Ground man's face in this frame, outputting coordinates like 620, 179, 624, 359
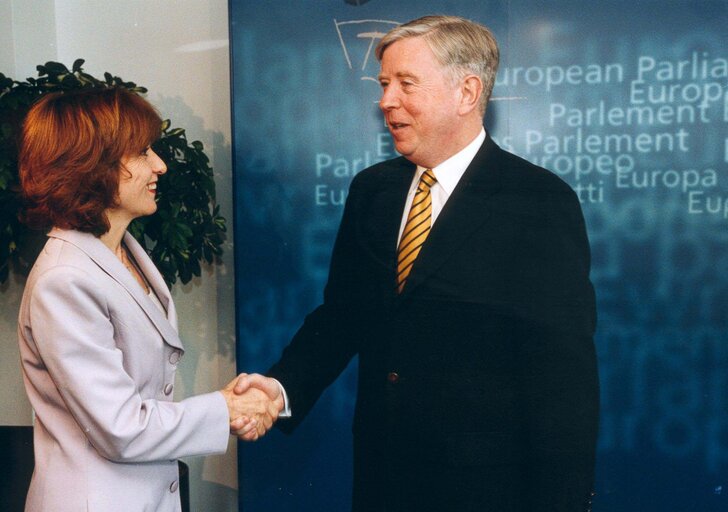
378, 37, 464, 169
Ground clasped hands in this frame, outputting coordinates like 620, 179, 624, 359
220, 373, 283, 441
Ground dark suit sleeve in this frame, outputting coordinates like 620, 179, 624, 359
267, 174, 370, 432
520, 185, 599, 511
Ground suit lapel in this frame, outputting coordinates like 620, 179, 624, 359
399, 136, 504, 298
48, 228, 184, 351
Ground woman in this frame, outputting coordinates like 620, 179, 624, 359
17, 88, 276, 512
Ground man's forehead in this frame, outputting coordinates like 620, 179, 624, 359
380, 40, 430, 69
381, 36, 431, 56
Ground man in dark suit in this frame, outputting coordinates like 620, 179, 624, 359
236, 14, 599, 512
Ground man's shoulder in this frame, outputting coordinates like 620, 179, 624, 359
492, 142, 575, 195
349, 156, 413, 188
357, 155, 412, 177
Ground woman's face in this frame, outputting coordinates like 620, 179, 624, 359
114, 146, 167, 222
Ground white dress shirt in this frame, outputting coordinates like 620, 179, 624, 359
397, 127, 486, 245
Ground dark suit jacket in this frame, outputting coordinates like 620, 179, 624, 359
269, 136, 599, 512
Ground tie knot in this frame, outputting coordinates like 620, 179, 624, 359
420, 169, 437, 189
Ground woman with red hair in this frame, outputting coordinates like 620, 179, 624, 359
17, 88, 280, 512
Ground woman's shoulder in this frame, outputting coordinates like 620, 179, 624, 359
31, 234, 94, 275
24, 234, 109, 302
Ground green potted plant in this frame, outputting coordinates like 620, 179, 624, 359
0, 59, 226, 285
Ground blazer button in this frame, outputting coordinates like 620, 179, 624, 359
387, 372, 399, 384
169, 480, 179, 493
169, 350, 181, 364
164, 383, 174, 395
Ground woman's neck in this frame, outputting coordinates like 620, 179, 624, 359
99, 213, 130, 254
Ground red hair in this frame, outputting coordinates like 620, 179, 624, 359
19, 88, 162, 236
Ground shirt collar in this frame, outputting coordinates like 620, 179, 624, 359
415, 127, 486, 196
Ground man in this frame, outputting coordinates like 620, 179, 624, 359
238, 15, 599, 511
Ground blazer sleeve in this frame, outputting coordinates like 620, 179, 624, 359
267, 174, 371, 431
520, 186, 599, 510
26, 264, 230, 463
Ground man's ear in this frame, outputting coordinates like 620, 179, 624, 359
458, 75, 483, 115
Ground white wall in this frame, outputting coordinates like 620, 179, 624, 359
0, 1, 238, 509
0, 1, 16, 75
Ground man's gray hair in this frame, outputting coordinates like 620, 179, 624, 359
375, 15, 499, 115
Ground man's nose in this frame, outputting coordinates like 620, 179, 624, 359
379, 87, 400, 111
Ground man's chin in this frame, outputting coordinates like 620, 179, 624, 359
392, 142, 413, 158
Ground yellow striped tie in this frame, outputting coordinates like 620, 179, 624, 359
397, 169, 437, 293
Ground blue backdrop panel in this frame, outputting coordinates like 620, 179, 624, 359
230, 1, 728, 510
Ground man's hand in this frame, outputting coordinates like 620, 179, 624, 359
220, 373, 283, 441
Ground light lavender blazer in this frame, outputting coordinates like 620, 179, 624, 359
18, 228, 229, 512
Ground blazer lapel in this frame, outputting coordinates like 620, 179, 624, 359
48, 228, 184, 351
358, 158, 416, 276
123, 232, 180, 337
399, 136, 504, 298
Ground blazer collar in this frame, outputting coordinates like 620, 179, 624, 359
398, 135, 504, 298
47, 228, 183, 351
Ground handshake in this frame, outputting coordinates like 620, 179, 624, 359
220, 373, 285, 441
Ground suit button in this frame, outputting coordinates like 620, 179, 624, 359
387, 372, 399, 384
169, 480, 179, 493
164, 383, 174, 395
